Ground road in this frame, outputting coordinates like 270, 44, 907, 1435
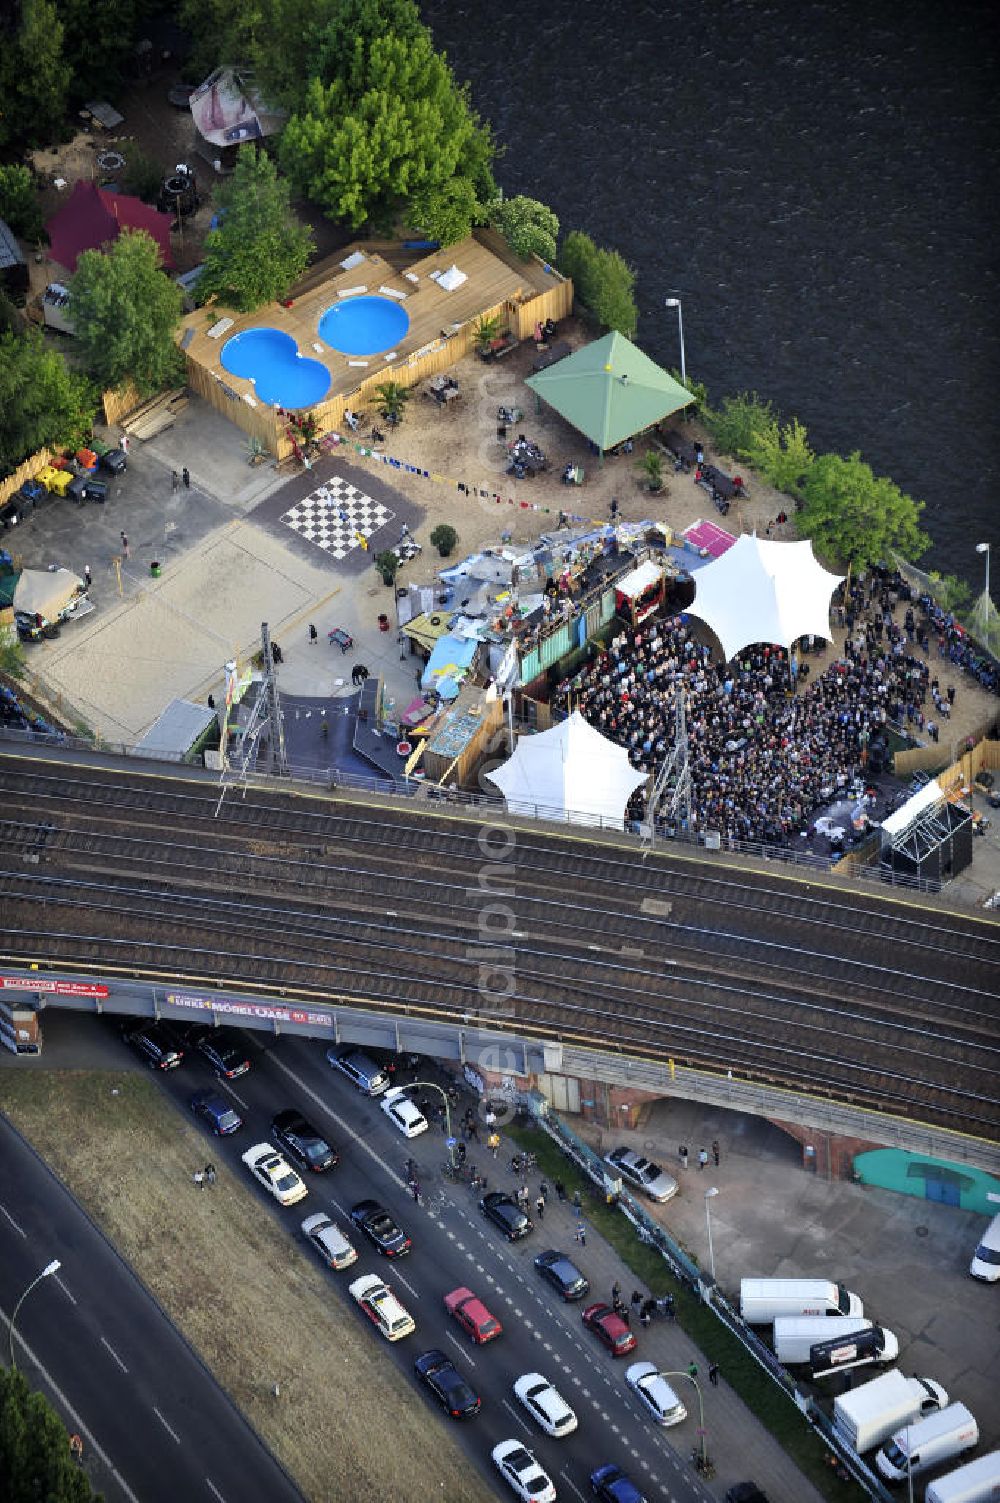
0, 1116, 304, 1503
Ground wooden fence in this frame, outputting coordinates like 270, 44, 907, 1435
0, 449, 56, 508
101, 381, 145, 428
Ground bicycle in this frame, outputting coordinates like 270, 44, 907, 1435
509, 1151, 537, 1173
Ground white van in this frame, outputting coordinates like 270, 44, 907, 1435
739, 1278, 863, 1324
924, 1450, 1000, 1503
969, 1213, 1000, 1282
773, 1317, 873, 1365
875, 1403, 978, 1483
834, 1371, 949, 1454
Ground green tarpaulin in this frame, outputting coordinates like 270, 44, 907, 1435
525, 330, 692, 452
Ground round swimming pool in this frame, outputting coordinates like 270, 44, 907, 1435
318, 295, 410, 356
220, 327, 331, 409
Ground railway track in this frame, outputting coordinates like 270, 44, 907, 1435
2, 754, 998, 1138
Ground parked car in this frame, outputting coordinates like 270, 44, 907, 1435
194, 1028, 250, 1079
300, 1212, 357, 1271
724, 1487, 769, 1503
380, 1086, 429, 1138
349, 1273, 414, 1341
605, 1147, 678, 1203
350, 1199, 411, 1257
326, 1044, 389, 1095
513, 1373, 577, 1437
480, 1192, 533, 1241
533, 1249, 590, 1301
590, 1462, 648, 1503
444, 1286, 503, 1344
414, 1350, 481, 1418
626, 1362, 687, 1426
492, 1440, 556, 1503
582, 1303, 637, 1357
189, 1089, 242, 1135
241, 1143, 308, 1206
123, 1022, 183, 1071
272, 1110, 337, 1172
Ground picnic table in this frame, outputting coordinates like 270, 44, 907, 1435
328, 628, 354, 653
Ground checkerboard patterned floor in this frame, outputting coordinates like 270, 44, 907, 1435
281, 476, 393, 559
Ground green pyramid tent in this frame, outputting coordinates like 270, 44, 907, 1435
525, 330, 693, 453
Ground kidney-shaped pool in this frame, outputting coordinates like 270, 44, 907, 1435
220, 328, 331, 409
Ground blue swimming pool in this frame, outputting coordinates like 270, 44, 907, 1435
220, 328, 331, 409
318, 295, 410, 356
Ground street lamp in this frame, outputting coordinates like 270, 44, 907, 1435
665, 1368, 710, 1474
408, 1081, 457, 1168
9, 1259, 61, 1369
665, 296, 686, 388
704, 1186, 719, 1281
976, 542, 991, 605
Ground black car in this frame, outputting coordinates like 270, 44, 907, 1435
195, 1029, 250, 1079
350, 1199, 411, 1257
272, 1109, 337, 1172
98, 447, 128, 475
479, 1192, 533, 1241
725, 1487, 769, 1503
190, 1089, 243, 1135
123, 1022, 183, 1070
414, 1349, 481, 1419
533, 1248, 590, 1301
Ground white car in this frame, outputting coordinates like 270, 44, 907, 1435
380, 1085, 429, 1138
301, 1212, 357, 1271
348, 1273, 415, 1341
605, 1147, 678, 1203
491, 1439, 556, 1503
513, 1372, 578, 1437
241, 1142, 308, 1206
626, 1361, 687, 1426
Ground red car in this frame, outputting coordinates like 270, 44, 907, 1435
582, 1302, 637, 1357
444, 1286, 503, 1344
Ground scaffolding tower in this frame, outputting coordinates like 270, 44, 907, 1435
260, 622, 288, 777
642, 691, 692, 853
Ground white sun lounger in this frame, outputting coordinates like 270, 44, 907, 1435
378, 284, 408, 300
337, 285, 367, 297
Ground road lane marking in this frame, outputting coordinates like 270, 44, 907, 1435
100, 1335, 128, 1373
501, 1397, 532, 1435
559, 1472, 587, 1502
0, 1202, 26, 1236
392, 1269, 419, 1299
152, 1406, 181, 1443
54, 1275, 77, 1305
445, 1330, 475, 1363
219, 1081, 249, 1109
205, 1479, 227, 1503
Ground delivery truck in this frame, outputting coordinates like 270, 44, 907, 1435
739, 1278, 863, 1324
833, 1370, 949, 1453
808, 1323, 900, 1379
924, 1450, 1000, 1503
875, 1403, 978, 1484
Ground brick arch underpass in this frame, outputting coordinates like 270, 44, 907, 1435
1, 749, 998, 1161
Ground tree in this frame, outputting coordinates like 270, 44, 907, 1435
799, 451, 931, 570
492, 195, 559, 263
472, 313, 503, 353
123, 149, 163, 206
198, 149, 313, 312
430, 523, 458, 557
69, 231, 184, 398
558, 230, 637, 336
375, 549, 399, 584
374, 380, 410, 424
0, 330, 95, 475
703, 391, 776, 461
669, 368, 707, 416
408, 175, 482, 247
0, 1366, 97, 1500
10, 0, 67, 147
636, 450, 664, 493
0, 165, 44, 242
177, 0, 272, 85
744, 415, 815, 497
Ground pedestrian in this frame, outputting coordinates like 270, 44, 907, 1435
488, 1132, 500, 1157
572, 1189, 582, 1212
535, 1195, 545, 1220
120, 531, 130, 560
469, 1117, 480, 1142
640, 1306, 651, 1328
712, 1139, 720, 1167
456, 1140, 467, 1165
484, 1107, 497, 1131
83, 564, 93, 590
947, 683, 956, 706
120, 434, 130, 455
193, 1170, 205, 1189
679, 1145, 689, 1170
204, 1162, 217, 1186
309, 623, 318, 644
182, 467, 190, 488
698, 1148, 708, 1171
539, 1181, 548, 1203
612, 1281, 622, 1306
609, 497, 619, 520
207, 694, 215, 710
576, 1222, 586, 1246
657, 1294, 675, 1320
554, 1179, 566, 1202
688, 1362, 699, 1379
410, 1179, 421, 1203
708, 1363, 720, 1387
172, 469, 179, 491
631, 1289, 643, 1309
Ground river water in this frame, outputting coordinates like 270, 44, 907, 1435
421, 0, 999, 582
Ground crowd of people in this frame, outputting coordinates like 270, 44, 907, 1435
552, 566, 998, 847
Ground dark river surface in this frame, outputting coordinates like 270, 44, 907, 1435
422, 0, 999, 583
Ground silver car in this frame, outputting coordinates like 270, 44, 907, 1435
301, 1212, 358, 1271
626, 1361, 687, 1426
605, 1147, 678, 1203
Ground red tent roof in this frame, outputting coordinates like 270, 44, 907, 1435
46, 180, 174, 274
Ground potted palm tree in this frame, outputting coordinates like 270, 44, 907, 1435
430, 524, 458, 558
473, 313, 503, 355
637, 450, 665, 494
375, 381, 410, 426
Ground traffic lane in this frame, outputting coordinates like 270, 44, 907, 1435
0, 1117, 303, 1503
192, 1035, 711, 1502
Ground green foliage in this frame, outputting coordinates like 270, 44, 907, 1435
7, 0, 67, 148
703, 390, 776, 461
430, 523, 458, 557
0, 626, 26, 679
0, 330, 96, 474
0, 1366, 97, 1500
472, 313, 503, 352
744, 415, 815, 497
0, 165, 45, 242
70, 230, 184, 398
492, 195, 559, 263
669, 368, 707, 415
558, 230, 637, 336
375, 549, 399, 583
799, 451, 931, 570
637, 450, 664, 492
374, 381, 410, 423
122, 150, 163, 206
197, 150, 313, 312
926, 572, 972, 614
177, 0, 272, 85
408, 175, 483, 247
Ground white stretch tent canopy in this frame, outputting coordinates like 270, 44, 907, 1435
483, 710, 648, 828
688, 534, 844, 661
